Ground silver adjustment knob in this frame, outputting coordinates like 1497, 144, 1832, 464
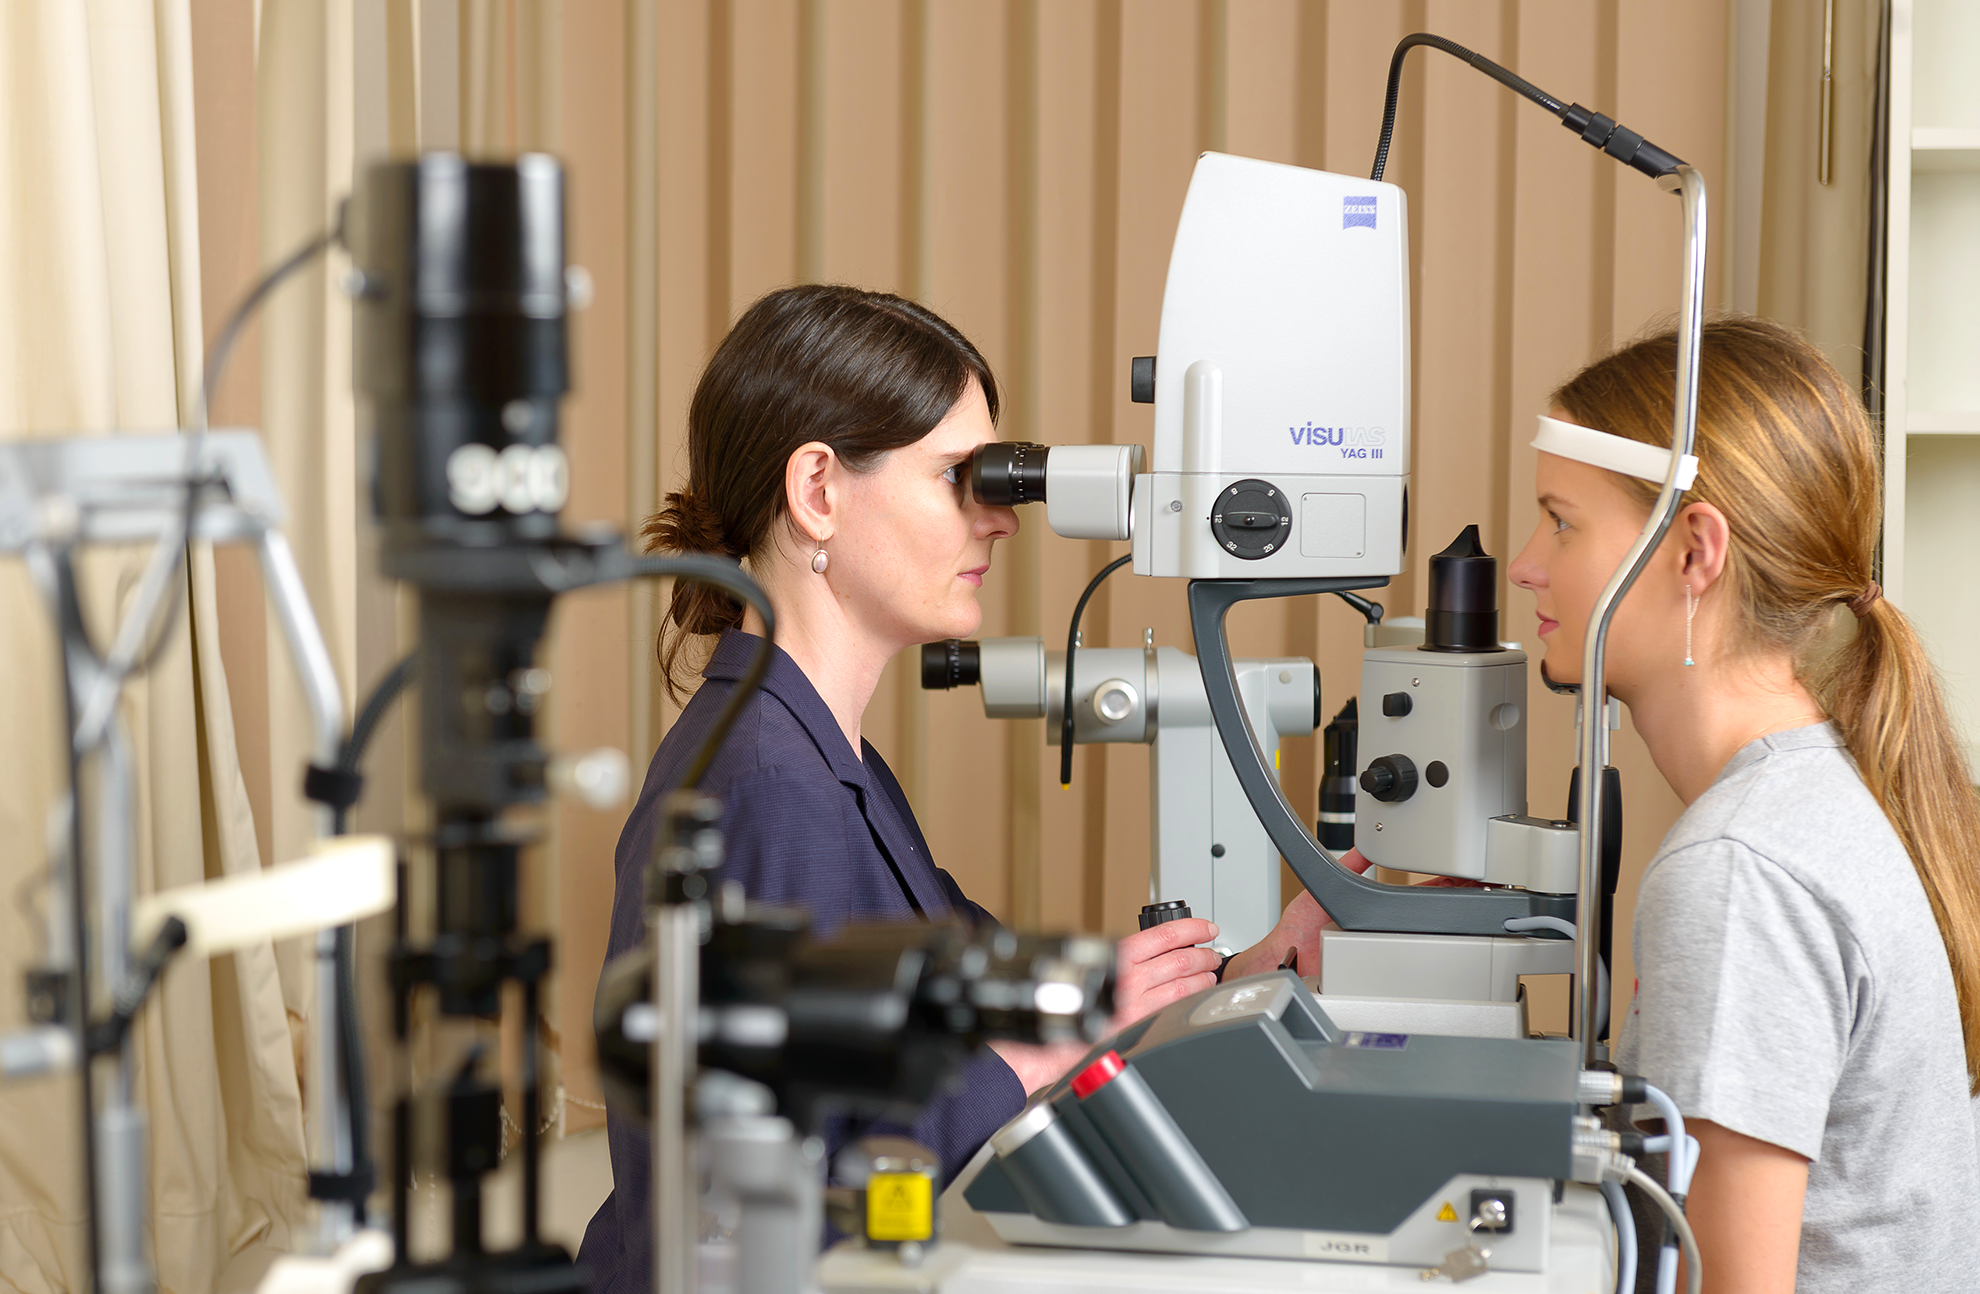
1091, 678, 1139, 725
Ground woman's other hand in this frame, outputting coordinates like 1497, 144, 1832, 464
1222, 847, 1375, 980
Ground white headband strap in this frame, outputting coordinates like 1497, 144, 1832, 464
1533, 415, 1698, 491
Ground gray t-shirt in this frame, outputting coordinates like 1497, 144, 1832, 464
1614, 723, 1980, 1292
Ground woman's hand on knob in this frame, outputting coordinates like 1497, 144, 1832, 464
1109, 916, 1224, 1028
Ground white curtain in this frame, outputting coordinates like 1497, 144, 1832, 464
0, 3, 319, 1290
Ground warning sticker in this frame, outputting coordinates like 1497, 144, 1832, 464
866, 1172, 935, 1242
1436, 1201, 1459, 1223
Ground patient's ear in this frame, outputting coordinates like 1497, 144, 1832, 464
1675, 501, 1730, 593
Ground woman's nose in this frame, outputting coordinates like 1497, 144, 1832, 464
977, 503, 1019, 541
1508, 526, 1546, 591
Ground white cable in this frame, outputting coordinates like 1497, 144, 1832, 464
1634, 1084, 1694, 1294
1503, 914, 1609, 1036
1601, 1178, 1637, 1294
1639, 1083, 1694, 1192
1622, 1163, 1701, 1294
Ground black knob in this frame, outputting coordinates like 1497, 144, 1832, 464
1381, 690, 1413, 717
1130, 356, 1157, 403
1209, 478, 1293, 560
1359, 754, 1419, 803
920, 639, 980, 689
1139, 899, 1191, 930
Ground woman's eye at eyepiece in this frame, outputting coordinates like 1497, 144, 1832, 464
942, 464, 963, 487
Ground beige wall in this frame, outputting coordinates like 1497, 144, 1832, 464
193, 0, 1731, 1117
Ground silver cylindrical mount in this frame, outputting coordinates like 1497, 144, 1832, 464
1069, 1051, 1245, 1233
989, 1102, 1134, 1228
978, 636, 1048, 718
1045, 444, 1144, 541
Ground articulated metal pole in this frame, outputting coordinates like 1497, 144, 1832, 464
1573, 165, 1708, 1064
95, 726, 154, 1294
652, 903, 699, 1294
258, 529, 356, 1244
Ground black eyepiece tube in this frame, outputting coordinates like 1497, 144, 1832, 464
970, 442, 1050, 506
919, 639, 980, 690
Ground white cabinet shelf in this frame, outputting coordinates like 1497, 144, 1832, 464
1913, 128, 1980, 171
1910, 411, 1980, 435
1889, 1, 1980, 780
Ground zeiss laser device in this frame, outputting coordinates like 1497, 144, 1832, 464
843, 30, 1712, 1294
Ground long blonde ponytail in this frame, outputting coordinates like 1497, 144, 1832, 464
1554, 316, 1980, 1091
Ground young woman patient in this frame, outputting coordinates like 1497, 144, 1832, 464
579, 284, 1311, 1292
1510, 316, 1980, 1293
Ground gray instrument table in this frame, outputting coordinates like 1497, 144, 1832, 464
817, 1149, 1616, 1293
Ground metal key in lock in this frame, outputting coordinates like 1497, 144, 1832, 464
1420, 1195, 1509, 1284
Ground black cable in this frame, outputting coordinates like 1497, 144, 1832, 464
109, 215, 350, 689
1370, 34, 1565, 182
1369, 33, 1684, 186
314, 651, 417, 1216
330, 652, 420, 836
85, 918, 188, 1058
1060, 554, 1133, 788
626, 553, 779, 791
330, 923, 372, 1210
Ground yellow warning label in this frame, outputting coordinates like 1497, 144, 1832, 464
1436, 1201, 1459, 1223
866, 1172, 935, 1242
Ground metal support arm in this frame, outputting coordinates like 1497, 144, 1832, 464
1187, 577, 1577, 935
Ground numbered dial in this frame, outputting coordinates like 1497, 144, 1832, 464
446, 442, 570, 516
1209, 478, 1292, 560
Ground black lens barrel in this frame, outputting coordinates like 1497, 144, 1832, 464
971, 442, 1050, 506
920, 639, 981, 690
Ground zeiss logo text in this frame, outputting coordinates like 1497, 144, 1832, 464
1290, 423, 1386, 460
1343, 196, 1377, 229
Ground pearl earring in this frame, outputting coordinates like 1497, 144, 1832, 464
1683, 582, 1697, 667
810, 546, 829, 574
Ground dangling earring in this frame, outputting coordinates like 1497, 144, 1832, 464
810, 545, 829, 574
1683, 582, 1697, 667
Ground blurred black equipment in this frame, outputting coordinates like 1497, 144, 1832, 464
590, 790, 1116, 1294
347, 154, 773, 1294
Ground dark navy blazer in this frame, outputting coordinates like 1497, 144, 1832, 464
578, 631, 1025, 1294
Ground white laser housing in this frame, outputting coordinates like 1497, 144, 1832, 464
1046, 444, 1142, 540
1132, 153, 1411, 579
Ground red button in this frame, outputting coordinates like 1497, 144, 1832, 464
1071, 1050, 1125, 1099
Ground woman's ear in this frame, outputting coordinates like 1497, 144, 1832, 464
1675, 500, 1731, 593
785, 441, 840, 545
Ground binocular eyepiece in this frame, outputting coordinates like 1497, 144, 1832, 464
956, 440, 1144, 542
921, 638, 981, 690
970, 442, 1051, 507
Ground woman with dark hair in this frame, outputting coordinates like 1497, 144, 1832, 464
579, 285, 1313, 1291
1512, 316, 1980, 1291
